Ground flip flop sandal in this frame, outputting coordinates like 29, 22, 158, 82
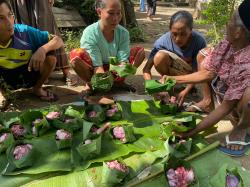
185, 103, 211, 113
39, 90, 58, 102
218, 134, 250, 157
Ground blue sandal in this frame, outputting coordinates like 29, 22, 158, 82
218, 134, 250, 157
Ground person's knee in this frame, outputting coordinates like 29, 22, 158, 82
153, 51, 170, 67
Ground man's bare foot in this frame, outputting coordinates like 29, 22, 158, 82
186, 100, 214, 113
221, 128, 247, 151
33, 88, 58, 102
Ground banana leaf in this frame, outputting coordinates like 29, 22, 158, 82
209, 164, 244, 187
109, 56, 119, 65
91, 72, 114, 92
64, 106, 83, 119
21, 150, 167, 187
56, 139, 72, 150
0, 112, 20, 128
145, 79, 176, 94
19, 111, 43, 129
101, 160, 129, 187
164, 138, 193, 159
6, 141, 36, 170
50, 118, 83, 132
160, 103, 178, 115
110, 63, 137, 78
0, 133, 15, 153
1, 100, 249, 187
32, 117, 50, 137
82, 120, 94, 141
2, 133, 72, 175
76, 136, 102, 160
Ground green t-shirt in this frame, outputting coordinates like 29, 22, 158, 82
80, 21, 130, 67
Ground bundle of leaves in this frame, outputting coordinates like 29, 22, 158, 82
6, 141, 36, 169
164, 157, 196, 187
145, 79, 176, 94
84, 104, 106, 124
91, 72, 114, 92
105, 104, 122, 121
102, 160, 129, 187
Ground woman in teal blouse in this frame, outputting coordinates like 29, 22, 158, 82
70, 0, 145, 97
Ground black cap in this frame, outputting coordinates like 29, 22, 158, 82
238, 0, 250, 31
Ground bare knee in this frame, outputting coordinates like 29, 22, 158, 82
153, 51, 171, 67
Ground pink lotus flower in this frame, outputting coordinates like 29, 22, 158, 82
167, 167, 195, 187
56, 129, 72, 140
226, 174, 239, 187
113, 126, 126, 142
13, 144, 32, 160
106, 105, 119, 117
10, 124, 26, 138
46, 112, 61, 120
88, 111, 97, 118
106, 160, 128, 173
0, 133, 9, 144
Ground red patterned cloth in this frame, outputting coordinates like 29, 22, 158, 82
202, 39, 250, 100
70, 46, 143, 83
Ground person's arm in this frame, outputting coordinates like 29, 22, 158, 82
162, 68, 216, 84
40, 35, 63, 53
180, 99, 237, 138
143, 57, 154, 80
28, 35, 63, 71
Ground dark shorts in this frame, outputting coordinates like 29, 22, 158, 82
0, 64, 40, 90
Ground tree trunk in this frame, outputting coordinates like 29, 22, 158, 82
121, 0, 138, 28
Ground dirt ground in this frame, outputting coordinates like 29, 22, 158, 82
4, 5, 250, 169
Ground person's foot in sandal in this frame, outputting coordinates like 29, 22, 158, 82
185, 100, 214, 113
219, 128, 250, 157
33, 88, 58, 102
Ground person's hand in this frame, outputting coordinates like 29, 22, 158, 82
159, 75, 172, 84
28, 47, 46, 72
177, 89, 188, 107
